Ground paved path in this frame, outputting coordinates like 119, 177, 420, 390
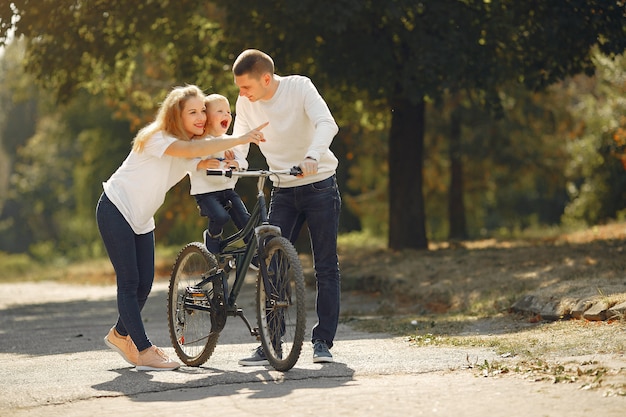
0, 278, 623, 416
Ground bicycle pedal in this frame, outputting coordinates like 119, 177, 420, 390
186, 287, 207, 297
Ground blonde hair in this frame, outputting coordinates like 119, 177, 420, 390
205, 93, 230, 113
132, 85, 206, 152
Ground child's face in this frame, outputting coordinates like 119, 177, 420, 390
181, 96, 207, 138
206, 99, 232, 136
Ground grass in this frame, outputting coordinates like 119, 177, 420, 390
0, 246, 179, 285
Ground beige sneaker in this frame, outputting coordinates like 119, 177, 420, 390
136, 346, 181, 371
104, 327, 139, 366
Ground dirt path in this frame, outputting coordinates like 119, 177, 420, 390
0, 279, 624, 416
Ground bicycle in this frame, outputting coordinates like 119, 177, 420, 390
167, 167, 306, 371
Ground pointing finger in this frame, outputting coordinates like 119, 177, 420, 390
254, 122, 269, 131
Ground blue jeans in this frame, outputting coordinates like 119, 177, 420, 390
269, 175, 341, 347
195, 189, 250, 253
96, 192, 154, 352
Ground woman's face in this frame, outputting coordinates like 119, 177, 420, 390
181, 96, 207, 138
206, 99, 232, 136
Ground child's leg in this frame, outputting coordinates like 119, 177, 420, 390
195, 193, 231, 254
226, 189, 251, 231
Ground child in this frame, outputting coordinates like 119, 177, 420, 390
190, 94, 250, 255
96, 85, 266, 371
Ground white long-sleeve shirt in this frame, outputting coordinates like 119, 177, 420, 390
187, 135, 249, 195
232, 75, 339, 187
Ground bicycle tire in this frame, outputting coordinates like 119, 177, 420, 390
168, 242, 223, 366
256, 236, 306, 371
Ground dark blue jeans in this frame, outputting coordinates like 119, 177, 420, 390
195, 189, 250, 253
96, 192, 154, 352
269, 175, 341, 348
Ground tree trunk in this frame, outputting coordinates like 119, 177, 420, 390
448, 108, 468, 240
388, 94, 428, 250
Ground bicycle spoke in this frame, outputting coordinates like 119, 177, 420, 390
168, 243, 221, 366
256, 237, 306, 371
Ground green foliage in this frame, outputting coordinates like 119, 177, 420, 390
1, 1, 233, 121
219, 0, 626, 248
221, 0, 626, 103
562, 51, 626, 226
0, 0, 625, 256
0, 44, 133, 257
337, 230, 386, 250
0, 251, 35, 276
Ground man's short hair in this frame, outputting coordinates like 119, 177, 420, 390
233, 49, 274, 78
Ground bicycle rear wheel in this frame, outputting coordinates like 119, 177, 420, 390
168, 242, 223, 366
256, 236, 306, 371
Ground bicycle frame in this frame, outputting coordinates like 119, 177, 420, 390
219, 181, 266, 310
168, 167, 306, 370
206, 168, 297, 327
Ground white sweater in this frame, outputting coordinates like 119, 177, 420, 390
232, 75, 339, 187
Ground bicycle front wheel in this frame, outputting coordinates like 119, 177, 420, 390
256, 236, 306, 371
168, 242, 223, 366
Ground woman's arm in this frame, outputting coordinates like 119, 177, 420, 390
165, 122, 268, 158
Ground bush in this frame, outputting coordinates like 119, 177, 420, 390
0, 251, 38, 279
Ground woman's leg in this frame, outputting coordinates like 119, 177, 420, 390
96, 193, 153, 351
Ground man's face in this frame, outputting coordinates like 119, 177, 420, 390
234, 73, 270, 102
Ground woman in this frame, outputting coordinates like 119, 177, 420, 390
96, 85, 266, 371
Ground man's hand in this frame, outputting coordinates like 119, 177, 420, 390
299, 157, 318, 176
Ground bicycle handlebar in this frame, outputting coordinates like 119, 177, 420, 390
206, 166, 303, 178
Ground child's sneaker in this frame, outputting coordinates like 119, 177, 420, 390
104, 327, 139, 366
136, 346, 181, 371
203, 229, 221, 254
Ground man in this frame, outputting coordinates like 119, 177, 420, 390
232, 49, 341, 364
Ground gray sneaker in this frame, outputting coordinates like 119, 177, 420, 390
313, 340, 333, 363
238, 345, 269, 366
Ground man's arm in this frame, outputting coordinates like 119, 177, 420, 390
302, 78, 339, 161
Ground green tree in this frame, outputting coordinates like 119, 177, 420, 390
561, 51, 626, 226
0, 1, 235, 117
1, 0, 625, 251
218, 0, 626, 249
6, 89, 133, 258
0, 39, 39, 253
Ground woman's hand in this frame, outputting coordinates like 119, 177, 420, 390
236, 122, 268, 145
